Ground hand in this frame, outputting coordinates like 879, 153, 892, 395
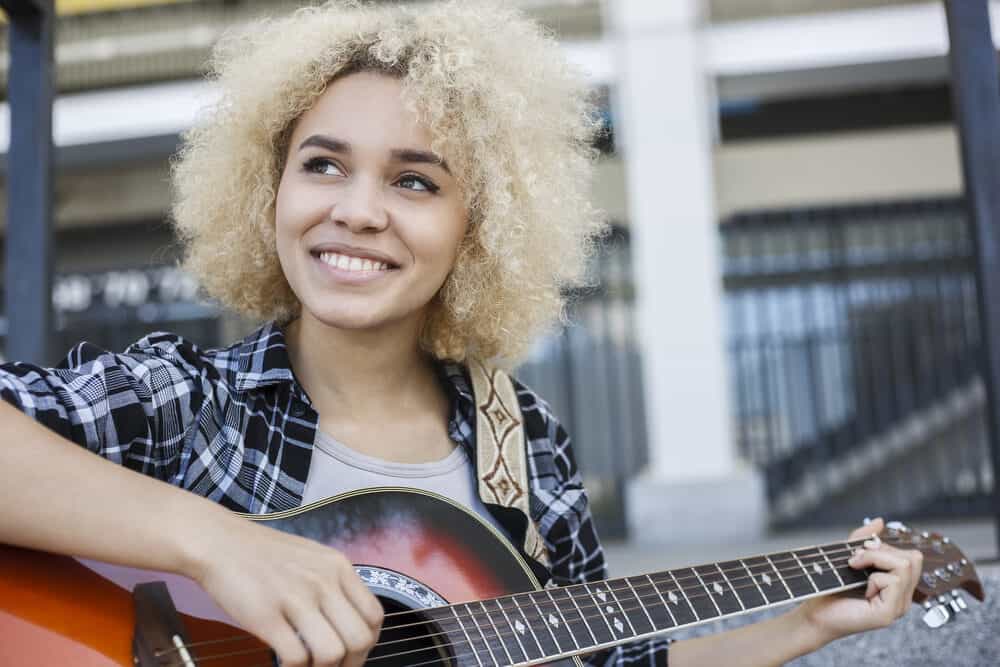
795, 517, 923, 648
184, 511, 384, 667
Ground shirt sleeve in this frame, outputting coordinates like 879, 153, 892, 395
0, 332, 208, 483
525, 396, 671, 666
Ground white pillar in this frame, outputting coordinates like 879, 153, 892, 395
605, 0, 765, 543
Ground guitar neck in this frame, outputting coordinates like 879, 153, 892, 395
424, 538, 871, 665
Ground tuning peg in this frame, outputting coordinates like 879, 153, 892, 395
950, 590, 968, 613
922, 602, 951, 628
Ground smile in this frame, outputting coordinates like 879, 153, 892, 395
317, 251, 392, 273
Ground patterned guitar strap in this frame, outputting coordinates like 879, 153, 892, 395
467, 358, 551, 569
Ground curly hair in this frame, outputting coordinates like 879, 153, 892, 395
171, 0, 606, 363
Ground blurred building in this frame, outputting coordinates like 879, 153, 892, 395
1, 0, 995, 541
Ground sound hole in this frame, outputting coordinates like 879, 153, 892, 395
369, 597, 452, 667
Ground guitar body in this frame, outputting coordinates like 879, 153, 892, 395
0, 488, 583, 666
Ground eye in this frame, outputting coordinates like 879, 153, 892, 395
302, 157, 344, 177
397, 173, 439, 194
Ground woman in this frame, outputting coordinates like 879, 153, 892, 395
0, 2, 921, 665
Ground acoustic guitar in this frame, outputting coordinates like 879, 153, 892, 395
0, 487, 985, 666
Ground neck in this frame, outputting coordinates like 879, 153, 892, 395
284, 313, 441, 422
418, 539, 873, 665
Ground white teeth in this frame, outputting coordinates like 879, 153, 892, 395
318, 252, 391, 273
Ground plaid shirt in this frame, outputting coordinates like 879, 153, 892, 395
0, 322, 669, 665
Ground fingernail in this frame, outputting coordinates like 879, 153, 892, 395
864, 536, 881, 549
863, 517, 872, 525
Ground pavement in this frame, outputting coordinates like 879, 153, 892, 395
601, 518, 1000, 666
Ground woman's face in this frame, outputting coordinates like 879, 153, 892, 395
275, 71, 468, 336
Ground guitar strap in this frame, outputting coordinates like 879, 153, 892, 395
467, 358, 551, 568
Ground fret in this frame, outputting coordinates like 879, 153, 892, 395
736, 559, 768, 609
492, 598, 531, 665
604, 581, 640, 636
743, 556, 791, 603
786, 551, 819, 597
672, 568, 720, 621
546, 588, 595, 650
582, 583, 622, 643
665, 569, 700, 625
512, 591, 560, 658
547, 586, 601, 646
818, 545, 847, 587
526, 590, 572, 655
693, 564, 742, 615
714, 563, 745, 611
645, 574, 679, 629
479, 600, 514, 666
450, 606, 485, 667
623, 576, 658, 634
795, 547, 844, 591
465, 603, 501, 666
689, 566, 723, 617
763, 554, 795, 599
840, 542, 870, 587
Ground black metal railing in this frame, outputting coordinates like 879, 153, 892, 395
723, 198, 994, 526
516, 226, 648, 537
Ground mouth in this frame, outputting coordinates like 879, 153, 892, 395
314, 250, 396, 273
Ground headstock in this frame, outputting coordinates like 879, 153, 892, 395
879, 520, 986, 628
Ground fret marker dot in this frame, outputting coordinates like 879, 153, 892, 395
813, 563, 823, 575
548, 613, 559, 627
668, 591, 679, 604
606, 605, 614, 614
614, 618, 624, 633
596, 589, 607, 603
514, 620, 526, 635
713, 582, 724, 596
762, 574, 772, 586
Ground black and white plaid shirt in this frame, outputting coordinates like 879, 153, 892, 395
0, 322, 669, 665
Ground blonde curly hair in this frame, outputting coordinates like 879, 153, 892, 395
171, 0, 606, 362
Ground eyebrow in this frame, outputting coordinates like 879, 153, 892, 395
298, 134, 450, 174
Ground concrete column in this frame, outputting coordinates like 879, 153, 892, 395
604, 0, 765, 543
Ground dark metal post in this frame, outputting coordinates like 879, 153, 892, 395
2, 0, 55, 364
943, 0, 1000, 556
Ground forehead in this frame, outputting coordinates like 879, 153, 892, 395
290, 71, 434, 150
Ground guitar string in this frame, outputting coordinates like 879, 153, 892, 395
162, 545, 909, 667
156, 537, 884, 660
158, 535, 925, 664
185, 541, 947, 667
184, 551, 874, 667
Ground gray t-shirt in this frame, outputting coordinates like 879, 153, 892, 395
301, 430, 510, 540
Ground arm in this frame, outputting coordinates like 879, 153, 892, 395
668, 518, 923, 667
0, 342, 383, 667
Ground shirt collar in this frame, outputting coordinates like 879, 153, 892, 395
233, 322, 298, 392
233, 322, 477, 417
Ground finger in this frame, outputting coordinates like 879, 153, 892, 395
848, 540, 912, 575
340, 567, 385, 629
264, 618, 312, 667
286, 605, 345, 667
320, 589, 377, 667
848, 517, 884, 541
864, 571, 904, 626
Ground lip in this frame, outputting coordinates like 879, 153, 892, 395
309, 242, 400, 268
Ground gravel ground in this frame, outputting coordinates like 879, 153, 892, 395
666, 570, 1000, 666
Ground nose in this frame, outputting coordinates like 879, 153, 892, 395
328, 175, 389, 233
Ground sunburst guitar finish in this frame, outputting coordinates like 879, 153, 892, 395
0, 488, 582, 666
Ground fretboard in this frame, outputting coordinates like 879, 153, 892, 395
423, 539, 870, 666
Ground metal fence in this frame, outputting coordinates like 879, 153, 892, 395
722, 198, 994, 527
517, 226, 649, 538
